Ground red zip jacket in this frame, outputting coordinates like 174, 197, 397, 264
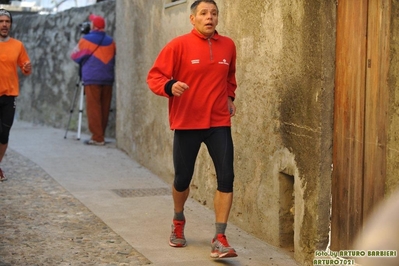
147, 29, 237, 130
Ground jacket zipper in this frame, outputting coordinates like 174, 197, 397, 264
207, 38, 213, 61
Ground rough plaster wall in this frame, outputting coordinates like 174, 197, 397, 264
387, 1, 399, 195
215, 1, 335, 263
276, 1, 335, 261
12, 1, 116, 137
115, 1, 191, 183
115, 1, 335, 265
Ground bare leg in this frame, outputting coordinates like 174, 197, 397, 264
211, 191, 237, 258
0, 143, 8, 163
173, 186, 190, 213
169, 186, 189, 247
214, 191, 233, 223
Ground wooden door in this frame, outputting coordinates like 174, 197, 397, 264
331, 0, 390, 250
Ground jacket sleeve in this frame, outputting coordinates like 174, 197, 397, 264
146, 45, 175, 98
70, 38, 91, 65
227, 41, 237, 100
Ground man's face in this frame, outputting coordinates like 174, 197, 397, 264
190, 2, 218, 38
0, 15, 11, 38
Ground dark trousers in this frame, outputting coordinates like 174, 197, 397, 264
173, 127, 235, 193
84, 84, 112, 142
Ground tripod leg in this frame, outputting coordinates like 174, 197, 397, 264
77, 83, 84, 140
64, 80, 80, 139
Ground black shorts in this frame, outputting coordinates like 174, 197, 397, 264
173, 127, 234, 193
0, 95, 16, 144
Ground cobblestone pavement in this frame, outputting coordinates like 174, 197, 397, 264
0, 149, 151, 266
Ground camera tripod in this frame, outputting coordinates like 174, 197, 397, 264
64, 76, 84, 140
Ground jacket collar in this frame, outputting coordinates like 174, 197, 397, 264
191, 28, 219, 40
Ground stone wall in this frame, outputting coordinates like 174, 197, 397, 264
115, 1, 336, 265
12, 1, 116, 138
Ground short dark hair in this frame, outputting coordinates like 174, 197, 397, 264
190, 0, 218, 14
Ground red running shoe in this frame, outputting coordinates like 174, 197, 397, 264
210, 234, 238, 258
0, 168, 7, 181
169, 219, 186, 247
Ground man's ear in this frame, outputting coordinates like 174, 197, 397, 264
189, 14, 195, 26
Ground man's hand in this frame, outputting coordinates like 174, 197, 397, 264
172, 81, 189, 97
22, 61, 31, 74
228, 97, 236, 117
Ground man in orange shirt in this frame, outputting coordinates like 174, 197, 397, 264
0, 9, 32, 181
147, 0, 238, 259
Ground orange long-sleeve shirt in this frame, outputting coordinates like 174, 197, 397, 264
147, 29, 237, 130
0, 38, 31, 96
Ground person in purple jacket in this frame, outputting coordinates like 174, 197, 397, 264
70, 14, 116, 146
